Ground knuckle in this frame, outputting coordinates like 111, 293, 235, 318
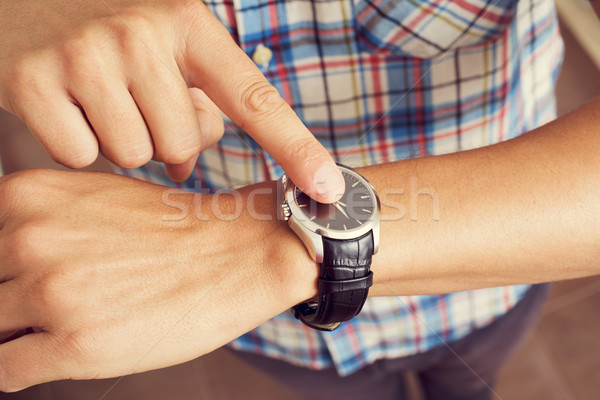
118, 13, 154, 38
112, 13, 157, 54
5, 59, 46, 106
63, 48, 107, 80
8, 222, 44, 268
238, 80, 286, 128
61, 29, 112, 80
285, 137, 324, 166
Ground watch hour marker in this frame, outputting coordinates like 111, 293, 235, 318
310, 216, 316, 220
352, 181, 359, 187
362, 208, 371, 213
355, 218, 362, 225
326, 223, 330, 229
360, 195, 369, 199
298, 204, 306, 208
343, 224, 347, 231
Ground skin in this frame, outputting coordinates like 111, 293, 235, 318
366, 98, 600, 296
0, 0, 344, 202
0, 98, 599, 391
0, 0, 599, 394
0, 171, 314, 390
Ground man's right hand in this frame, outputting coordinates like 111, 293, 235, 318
0, 0, 344, 202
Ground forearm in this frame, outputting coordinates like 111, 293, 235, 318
354, 98, 600, 296
3, 94, 600, 388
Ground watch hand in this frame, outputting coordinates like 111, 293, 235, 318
334, 202, 349, 219
337, 200, 347, 207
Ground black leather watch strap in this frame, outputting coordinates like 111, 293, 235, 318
294, 231, 374, 331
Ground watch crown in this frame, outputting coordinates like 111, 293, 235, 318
281, 201, 291, 221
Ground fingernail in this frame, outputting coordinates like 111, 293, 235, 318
313, 164, 345, 202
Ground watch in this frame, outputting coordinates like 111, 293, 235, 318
279, 164, 380, 331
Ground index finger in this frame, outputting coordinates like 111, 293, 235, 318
180, 6, 344, 203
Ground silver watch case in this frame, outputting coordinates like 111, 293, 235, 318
279, 166, 380, 263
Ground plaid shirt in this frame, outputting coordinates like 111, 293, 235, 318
124, 0, 563, 375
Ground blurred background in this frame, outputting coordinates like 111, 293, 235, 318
1, 1, 599, 399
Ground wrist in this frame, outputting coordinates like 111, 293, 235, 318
235, 181, 319, 309
267, 222, 320, 307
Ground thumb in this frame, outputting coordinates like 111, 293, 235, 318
181, 7, 344, 202
0, 333, 68, 392
163, 88, 224, 182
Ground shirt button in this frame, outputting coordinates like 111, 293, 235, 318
252, 44, 273, 67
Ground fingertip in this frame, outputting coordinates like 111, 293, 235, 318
53, 145, 99, 170
106, 143, 153, 169
304, 163, 345, 204
164, 156, 198, 182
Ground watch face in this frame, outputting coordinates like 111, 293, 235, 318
293, 168, 376, 232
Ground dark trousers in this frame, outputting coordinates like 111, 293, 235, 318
231, 283, 551, 400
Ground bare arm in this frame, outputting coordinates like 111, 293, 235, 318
1, 98, 599, 392
361, 97, 600, 296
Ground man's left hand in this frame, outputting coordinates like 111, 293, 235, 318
0, 169, 315, 392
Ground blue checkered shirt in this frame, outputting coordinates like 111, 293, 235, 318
122, 0, 563, 375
